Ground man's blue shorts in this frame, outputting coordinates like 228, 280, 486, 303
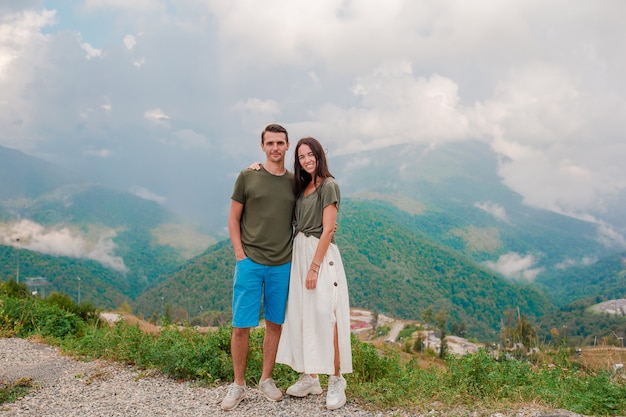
232, 257, 291, 328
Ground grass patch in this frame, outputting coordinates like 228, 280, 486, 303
2, 283, 626, 415
0, 378, 34, 405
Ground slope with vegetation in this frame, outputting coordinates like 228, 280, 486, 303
2, 280, 626, 416
338, 141, 614, 274
133, 200, 552, 341
535, 252, 626, 307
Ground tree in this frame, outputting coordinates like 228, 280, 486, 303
502, 307, 537, 350
422, 306, 433, 326
435, 309, 448, 359
451, 320, 467, 337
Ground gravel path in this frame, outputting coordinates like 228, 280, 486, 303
0, 337, 585, 417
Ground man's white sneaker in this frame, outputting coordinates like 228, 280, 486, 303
258, 378, 283, 402
326, 375, 347, 410
221, 382, 246, 411
286, 374, 323, 397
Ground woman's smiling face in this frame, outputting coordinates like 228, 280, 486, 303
297, 143, 317, 175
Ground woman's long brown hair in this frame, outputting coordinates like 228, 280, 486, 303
293, 137, 334, 197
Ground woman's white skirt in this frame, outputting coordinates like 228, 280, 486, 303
276, 233, 353, 375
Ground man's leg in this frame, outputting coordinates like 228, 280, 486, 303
261, 260, 291, 382
261, 320, 282, 381
231, 327, 250, 385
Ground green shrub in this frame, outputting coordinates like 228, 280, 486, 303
0, 280, 29, 299
0, 295, 84, 338
45, 292, 99, 323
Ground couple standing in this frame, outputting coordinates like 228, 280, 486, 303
221, 123, 353, 411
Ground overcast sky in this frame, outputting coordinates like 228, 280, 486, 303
2, 0, 625, 238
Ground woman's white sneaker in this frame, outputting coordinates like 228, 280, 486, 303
286, 374, 323, 397
326, 375, 347, 410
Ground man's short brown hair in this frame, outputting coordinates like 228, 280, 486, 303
261, 124, 288, 144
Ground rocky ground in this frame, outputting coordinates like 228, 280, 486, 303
0, 337, 590, 417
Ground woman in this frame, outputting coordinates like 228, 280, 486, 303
276, 137, 352, 410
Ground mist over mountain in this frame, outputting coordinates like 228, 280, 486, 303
0, 145, 216, 305
0, 145, 82, 202
3, 140, 624, 283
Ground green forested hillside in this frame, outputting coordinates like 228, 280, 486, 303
535, 252, 626, 307
1, 182, 212, 303
0, 246, 130, 308
338, 200, 552, 338
2, 142, 623, 342
535, 296, 626, 346
133, 200, 552, 340
339, 142, 612, 273
133, 240, 235, 322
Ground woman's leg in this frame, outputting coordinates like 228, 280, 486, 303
333, 323, 340, 375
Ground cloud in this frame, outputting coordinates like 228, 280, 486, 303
123, 34, 136, 50
555, 256, 596, 270
129, 186, 166, 204
0, 220, 127, 272
484, 252, 544, 281
596, 223, 626, 249
0, 0, 625, 235
470, 63, 626, 218
474, 201, 509, 222
144, 108, 169, 121
299, 63, 470, 155
0, 9, 56, 79
80, 41, 101, 59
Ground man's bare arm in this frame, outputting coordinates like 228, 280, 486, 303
228, 200, 247, 261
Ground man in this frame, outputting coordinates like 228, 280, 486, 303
221, 123, 296, 411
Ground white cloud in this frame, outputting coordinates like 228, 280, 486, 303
0, 9, 56, 79
302, 63, 470, 154
555, 256, 596, 270
474, 201, 509, 222
123, 34, 136, 50
0, 219, 126, 272
484, 252, 544, 281
80, 41, 101, 59
1, 0, 625, 235
130, 186, 166, 204
596, 223, 626, 249
144, 108, 169, 122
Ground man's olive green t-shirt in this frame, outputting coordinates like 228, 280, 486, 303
231, 167, 296, 266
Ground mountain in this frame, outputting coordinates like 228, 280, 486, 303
534, 252, 626, 307
0, 145, 216, 306
0, 145, 81, 201
535, 296, 626, 346
0, 245, 131, 308
133, 200, 552, 340
335, 141, 618, 277
2, 142, 624, 341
